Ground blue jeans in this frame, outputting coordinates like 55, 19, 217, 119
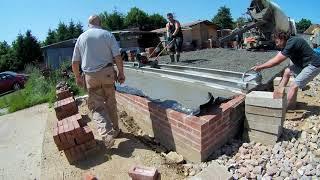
289, 63, 320, 89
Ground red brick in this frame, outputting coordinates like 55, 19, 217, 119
184, 116, 202, 131
177, 122, 192, 132
64, 149, 74, 163
168, 110, 185, 122
184, 132, 201, 144
192, 129, 201, 136
171, 125, 185, 137
128, 166, 159, 180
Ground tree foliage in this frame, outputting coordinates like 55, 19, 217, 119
0, 31, 42, 71
148, 13, 167, 30
99, 11, 125, 31
124, 7, 150, 30
212, 6, 234, 29
43, 21, 84, 45
234, 17, 248, 28
296, 18, 312, 33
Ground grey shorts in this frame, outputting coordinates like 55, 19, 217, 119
289, 63, 320, 89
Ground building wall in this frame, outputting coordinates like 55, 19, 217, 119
45, 47, 74, 69
191, 24, 202, 49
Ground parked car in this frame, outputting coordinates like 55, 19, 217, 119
0, 71, 28, 94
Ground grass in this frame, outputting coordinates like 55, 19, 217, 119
0, 65, 85, 114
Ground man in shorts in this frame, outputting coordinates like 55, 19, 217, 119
252, 31, 320, 109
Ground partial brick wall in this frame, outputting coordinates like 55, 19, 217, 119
116, 92, 245, 162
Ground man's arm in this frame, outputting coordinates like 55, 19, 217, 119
252, 52, 287, 71
114, 55, 125, 84
71, 43, 84, 87
166, 23, 171, 38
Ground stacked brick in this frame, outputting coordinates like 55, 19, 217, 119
53, 84, 97, 164
245, 90, 287, 145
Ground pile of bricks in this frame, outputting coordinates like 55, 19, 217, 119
53, 84, 97, 164
244, 89, 286, 145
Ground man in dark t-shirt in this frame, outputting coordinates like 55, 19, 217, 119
252, 31, 320, 109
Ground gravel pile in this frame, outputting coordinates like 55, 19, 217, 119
156, 48, 287, 83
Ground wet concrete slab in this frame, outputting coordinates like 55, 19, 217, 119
119, 68, 237, 114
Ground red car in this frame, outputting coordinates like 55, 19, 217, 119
0, 71, 28, 94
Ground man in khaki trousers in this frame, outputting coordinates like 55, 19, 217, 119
72, 15, 125, 148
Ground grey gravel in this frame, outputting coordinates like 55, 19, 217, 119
157, 48, 285, 83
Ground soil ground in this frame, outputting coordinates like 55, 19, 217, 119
40, 100, 183, 180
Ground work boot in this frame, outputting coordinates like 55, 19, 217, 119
102, 135, 115, 149
170, 55, 175, 63
175, 54, 180, 62
113, 129, 121, 138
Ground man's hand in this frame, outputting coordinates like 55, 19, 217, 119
172, 34, 176, 38
75, 75, 84, 87
117, 72, 125, 84
251, 65, 263, 72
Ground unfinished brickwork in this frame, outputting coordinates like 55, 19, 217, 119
53, 85, 97, 164
115, 92, 245, 162
245, 90, 286, 145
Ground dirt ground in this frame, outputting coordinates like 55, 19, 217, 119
40, 100, 184, 180
156, 48, 286, 84
0, 104, 48, 180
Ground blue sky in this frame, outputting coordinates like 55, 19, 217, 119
0, 0, 319, 44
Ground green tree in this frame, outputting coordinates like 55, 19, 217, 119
44, 29, 56, 45
212, 6, 234, 29
12, 30, 42, 70
148, 13, 167, 30
55, 22, 69, 41
100, 10, 126, 31
0, 41, 10, 56
68, 20, 77, 39
124, 7, 149, 30
0, 41, 17, 71
296, 18, 312, 33
74, 22, 84, 37
234, 17, 248, 28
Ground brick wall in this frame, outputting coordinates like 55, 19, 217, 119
116, 92, 245, 162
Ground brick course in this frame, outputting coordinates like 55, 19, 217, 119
116, 92, 245, 162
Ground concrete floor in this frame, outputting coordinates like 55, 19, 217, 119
0, 104, 48, 180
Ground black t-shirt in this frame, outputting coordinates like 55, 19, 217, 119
281, 37, 320, 68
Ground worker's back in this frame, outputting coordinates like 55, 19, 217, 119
75, 27, 119, 72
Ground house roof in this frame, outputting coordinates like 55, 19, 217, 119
304, 24, 320, 35
151, 20, 217, 33
41, 38, 77, 49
